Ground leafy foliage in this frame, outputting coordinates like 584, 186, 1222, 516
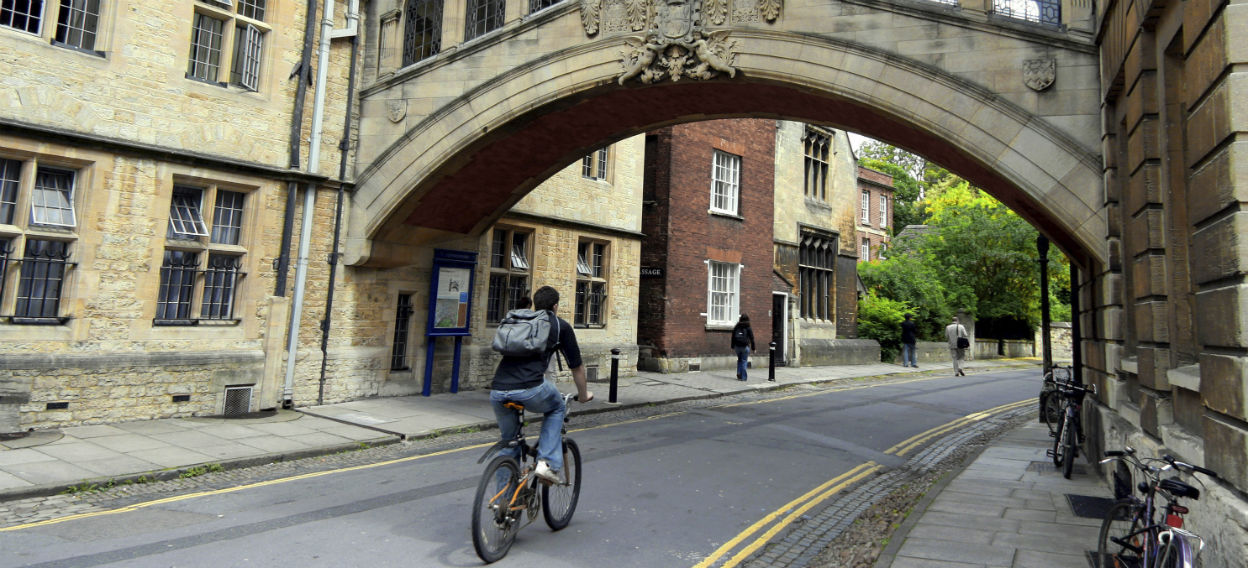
854, 141, 1071, 353
856, 291, 912, 362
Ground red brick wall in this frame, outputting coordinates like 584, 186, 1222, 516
638, 119, 776, 358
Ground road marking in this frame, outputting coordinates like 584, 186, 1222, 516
885, 398, 1032, 457
1, 379, 1030, 533
691, 397, 1034, 567
691, 462, 881, 568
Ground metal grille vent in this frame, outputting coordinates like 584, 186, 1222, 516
585, 365, 598, 382
223, 386, 253, 417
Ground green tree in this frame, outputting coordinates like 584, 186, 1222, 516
923, 182, 1047, 325
858, 254, 955, 340
854, 141, 1073, 349
856, 291, 912, 363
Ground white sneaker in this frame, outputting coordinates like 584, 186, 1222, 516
534, 460, 560, 484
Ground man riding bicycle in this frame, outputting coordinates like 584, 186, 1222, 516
490, 286, 593, 484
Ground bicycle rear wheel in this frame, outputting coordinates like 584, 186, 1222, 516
472, 456, 522, 564
1098, 501, 1145, 568
542, 437, 582, 531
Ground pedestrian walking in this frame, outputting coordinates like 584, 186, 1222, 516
731, 314, 756, 381
900, 313, 918, 368
945, 316, 969, 376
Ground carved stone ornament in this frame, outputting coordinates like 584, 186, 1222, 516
758, 0, 781, 21
386, 99, 406, 123
581, 0, 602, 35
1023, 57, 1056, 92
611, 0, 739, 84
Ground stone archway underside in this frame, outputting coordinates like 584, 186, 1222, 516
349, 32, 1105, 270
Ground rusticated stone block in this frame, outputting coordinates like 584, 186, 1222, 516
1136, 346, 1172, 391
1191, 212, 1248, 285
1200, 353, 1248, 422
1186, 80, 1233, 166
1187, 143, 1248, 225
1132, 299, 1168, 343
1138, 388, 1171, 438
1123, 163, 1162, 216
1183, 15, 1227, 101
1195, 284, 1248, 348
1204, 413, 1248, 492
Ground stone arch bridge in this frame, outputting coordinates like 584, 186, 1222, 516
343, 1, 1248, 561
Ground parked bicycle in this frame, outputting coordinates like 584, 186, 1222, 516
1038, 364, 1072, 433
471, 393, 582, 563
1097, 447, 1219, 568
1045, 376, 1094, 479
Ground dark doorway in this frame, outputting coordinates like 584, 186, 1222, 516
772, 293, 787, 365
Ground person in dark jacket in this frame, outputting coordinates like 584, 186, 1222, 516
490, 286, 592, 483
731, 314, 756, 381
900, 313, 919, 368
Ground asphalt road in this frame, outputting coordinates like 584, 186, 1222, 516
0, 369, 1040, 568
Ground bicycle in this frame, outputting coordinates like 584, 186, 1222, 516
1045, 376, 1094, 479
1097, 447, 1219, 568
1038, 364, 1071, 433
471, 393, 582, 563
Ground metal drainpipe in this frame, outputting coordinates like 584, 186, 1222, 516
283, 0, 337, 408
318, 0, 359, 406
277, 0, 320, 297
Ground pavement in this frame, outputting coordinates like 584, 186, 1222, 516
0, 357, 1113, 567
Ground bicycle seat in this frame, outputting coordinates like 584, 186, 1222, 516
503, 401, 526, 412
1160, 477, 1199, 500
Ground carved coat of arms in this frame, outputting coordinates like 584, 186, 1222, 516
580, 0, 783, 85
387, 99, 407, 123
1023, 58, 1056, 92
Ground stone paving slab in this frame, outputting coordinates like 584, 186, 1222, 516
877, 421, 1108, 568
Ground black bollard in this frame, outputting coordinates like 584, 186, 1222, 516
768, 341, 776, 381
609, 348, 620, 403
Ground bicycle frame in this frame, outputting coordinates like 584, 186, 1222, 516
1099, 449, 1217, 568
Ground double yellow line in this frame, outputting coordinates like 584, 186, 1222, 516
691, 462, 881, 568
691, 397, 1032, 568
884, 398, 1033, 457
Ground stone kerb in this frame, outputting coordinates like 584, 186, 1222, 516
349, 31, 1107, 267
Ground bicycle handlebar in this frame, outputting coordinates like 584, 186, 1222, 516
1164, 455, 1219, 479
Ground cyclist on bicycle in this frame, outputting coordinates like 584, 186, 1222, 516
490, 286, 593, 484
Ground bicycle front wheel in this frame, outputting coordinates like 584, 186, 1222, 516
1062, 416, 1078, 479
1040, 389, 1061, 434
472, 456, 522, 564
1098, 501, 1145, 568
542, 437, 582, 531
1052, 413, 1067, 468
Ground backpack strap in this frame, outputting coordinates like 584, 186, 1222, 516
546, 311, 565, 372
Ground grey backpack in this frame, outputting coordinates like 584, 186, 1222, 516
491, 309, 558, 357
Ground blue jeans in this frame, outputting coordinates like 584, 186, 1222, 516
902, 343, 917, 367
735, 345, 751, 380
490, 380, 566, 471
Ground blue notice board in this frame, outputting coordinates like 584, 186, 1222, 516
426, 249, 477, 337
423, 249, 477, 395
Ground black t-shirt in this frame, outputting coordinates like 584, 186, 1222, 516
901, 320, 918, 344
491, 316, 582, 391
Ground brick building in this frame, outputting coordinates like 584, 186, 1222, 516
856, 166, 894, 262
638, 120, 869, 372
637, 119, 776, 372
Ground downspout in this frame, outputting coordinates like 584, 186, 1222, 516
318, 0, 360, 405
283, 0, 339, 408
278, 0, 320, 297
